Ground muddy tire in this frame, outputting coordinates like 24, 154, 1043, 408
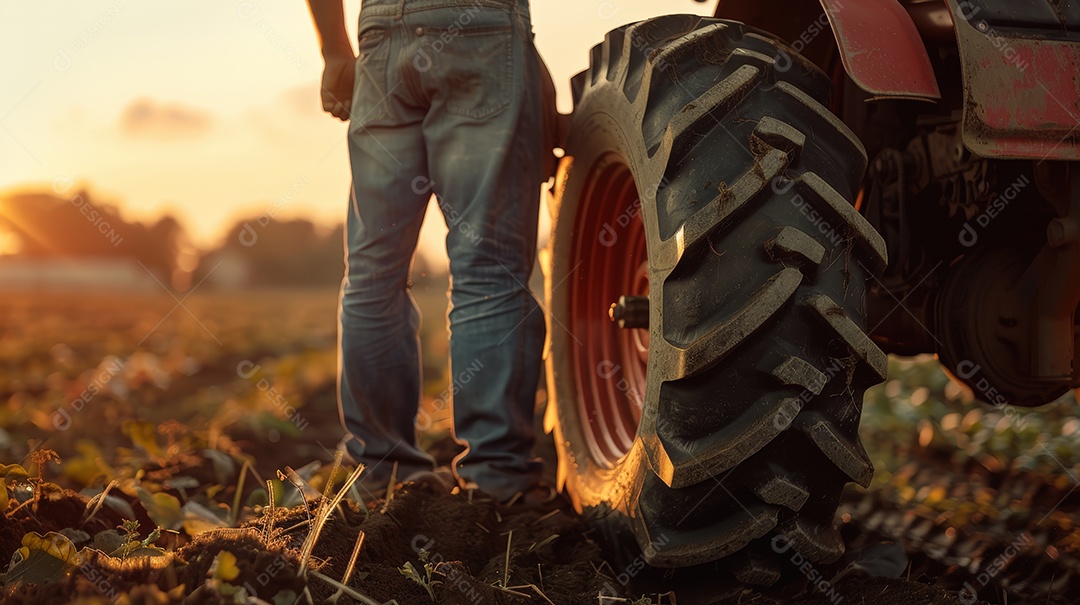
543, 15, 889, 582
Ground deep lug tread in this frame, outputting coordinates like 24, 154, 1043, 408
795, 411, 874, 488
807, 293, 889, 382
729, 550, 783, 586
771, 354, 828, 395
766, 226, 825, 267
602, 27, 628, 83
751, 473, 810, 512
730, 47, 777, 69
752, 116, 806, 157
636, 502, 780, 568
674, 267, 803, 380
776, 517, 845, 564
775, 81, 867, 171
657, 64, 762, 159
672, 116, 799, 253
647, 23, 730, 80
589, 43, 603, 87
793, 173, 888, 270
622, 15, 704, 104
675, 147, 788, 254
570, 71, 588, 107
653, 395, 803, 488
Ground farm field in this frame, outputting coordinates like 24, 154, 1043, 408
0, 287, 1077, 604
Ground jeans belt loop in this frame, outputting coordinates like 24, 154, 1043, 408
516, 0, 531, 35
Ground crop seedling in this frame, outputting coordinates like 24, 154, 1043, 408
399, 549, 440, 601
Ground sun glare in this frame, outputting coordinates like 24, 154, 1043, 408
0, 228, 22, 256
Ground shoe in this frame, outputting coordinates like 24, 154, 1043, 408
403, 468, 456, 493
499, 481, 559, 507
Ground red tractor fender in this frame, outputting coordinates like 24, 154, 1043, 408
818, 0, 940, 100
714, 0, 940, 101
942, 0, 1080, 160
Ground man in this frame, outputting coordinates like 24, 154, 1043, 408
307, 0, 548, 503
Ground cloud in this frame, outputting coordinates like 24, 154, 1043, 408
244, 82, 331, 145
278, 82, 322, 118
119, 98, 213, 139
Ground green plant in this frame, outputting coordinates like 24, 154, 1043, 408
399, 549, 440, 601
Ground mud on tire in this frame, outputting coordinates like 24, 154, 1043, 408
543, 15, 889, 584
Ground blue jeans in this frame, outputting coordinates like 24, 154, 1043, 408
338, 0, 545, 500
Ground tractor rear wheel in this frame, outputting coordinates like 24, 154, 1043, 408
543, 15, 889, 583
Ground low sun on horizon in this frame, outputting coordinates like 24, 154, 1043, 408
0, 0, 717, 267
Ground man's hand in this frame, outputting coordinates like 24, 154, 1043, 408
321, 54, 356, 121
307, 0, 355, 121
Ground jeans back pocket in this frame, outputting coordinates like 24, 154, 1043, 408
427, 24, 514, 120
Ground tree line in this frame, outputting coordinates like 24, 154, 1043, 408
0, 189, 348, 289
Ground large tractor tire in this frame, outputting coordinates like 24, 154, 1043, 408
543, 15, 889, 584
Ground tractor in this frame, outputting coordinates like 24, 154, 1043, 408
541, 0, 1080, 589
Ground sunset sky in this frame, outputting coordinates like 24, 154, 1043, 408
0, 0, 717, 260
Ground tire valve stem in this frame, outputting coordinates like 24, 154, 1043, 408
609, 295, 649, 329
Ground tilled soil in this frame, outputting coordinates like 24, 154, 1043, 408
1, 478, 1054, 605
1, 418, 1075, 603
1, 481, 617, 604
836, 456, 1080, 605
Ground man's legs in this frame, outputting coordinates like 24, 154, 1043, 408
339, 10, 436, 488
409, 1, 546, 500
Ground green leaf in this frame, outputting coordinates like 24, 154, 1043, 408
3, 532, 80, 585
211, 550, 240, 581
137, 488, 183, 530
272, 590, 299, 605
179, 501, 229, 535
0, 464, 28, 481
245, 488, 269, 508
122, 420, 162, 458
92, 529, 126, 554
3, 548, 68, 585
140, 526, 161, 547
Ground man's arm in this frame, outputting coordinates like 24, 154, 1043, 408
307, 0, 356, 121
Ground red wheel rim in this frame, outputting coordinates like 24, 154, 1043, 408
569, 154, 648, 468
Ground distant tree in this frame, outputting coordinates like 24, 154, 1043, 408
194, 218, 345, 287
0, 189, 186, 281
